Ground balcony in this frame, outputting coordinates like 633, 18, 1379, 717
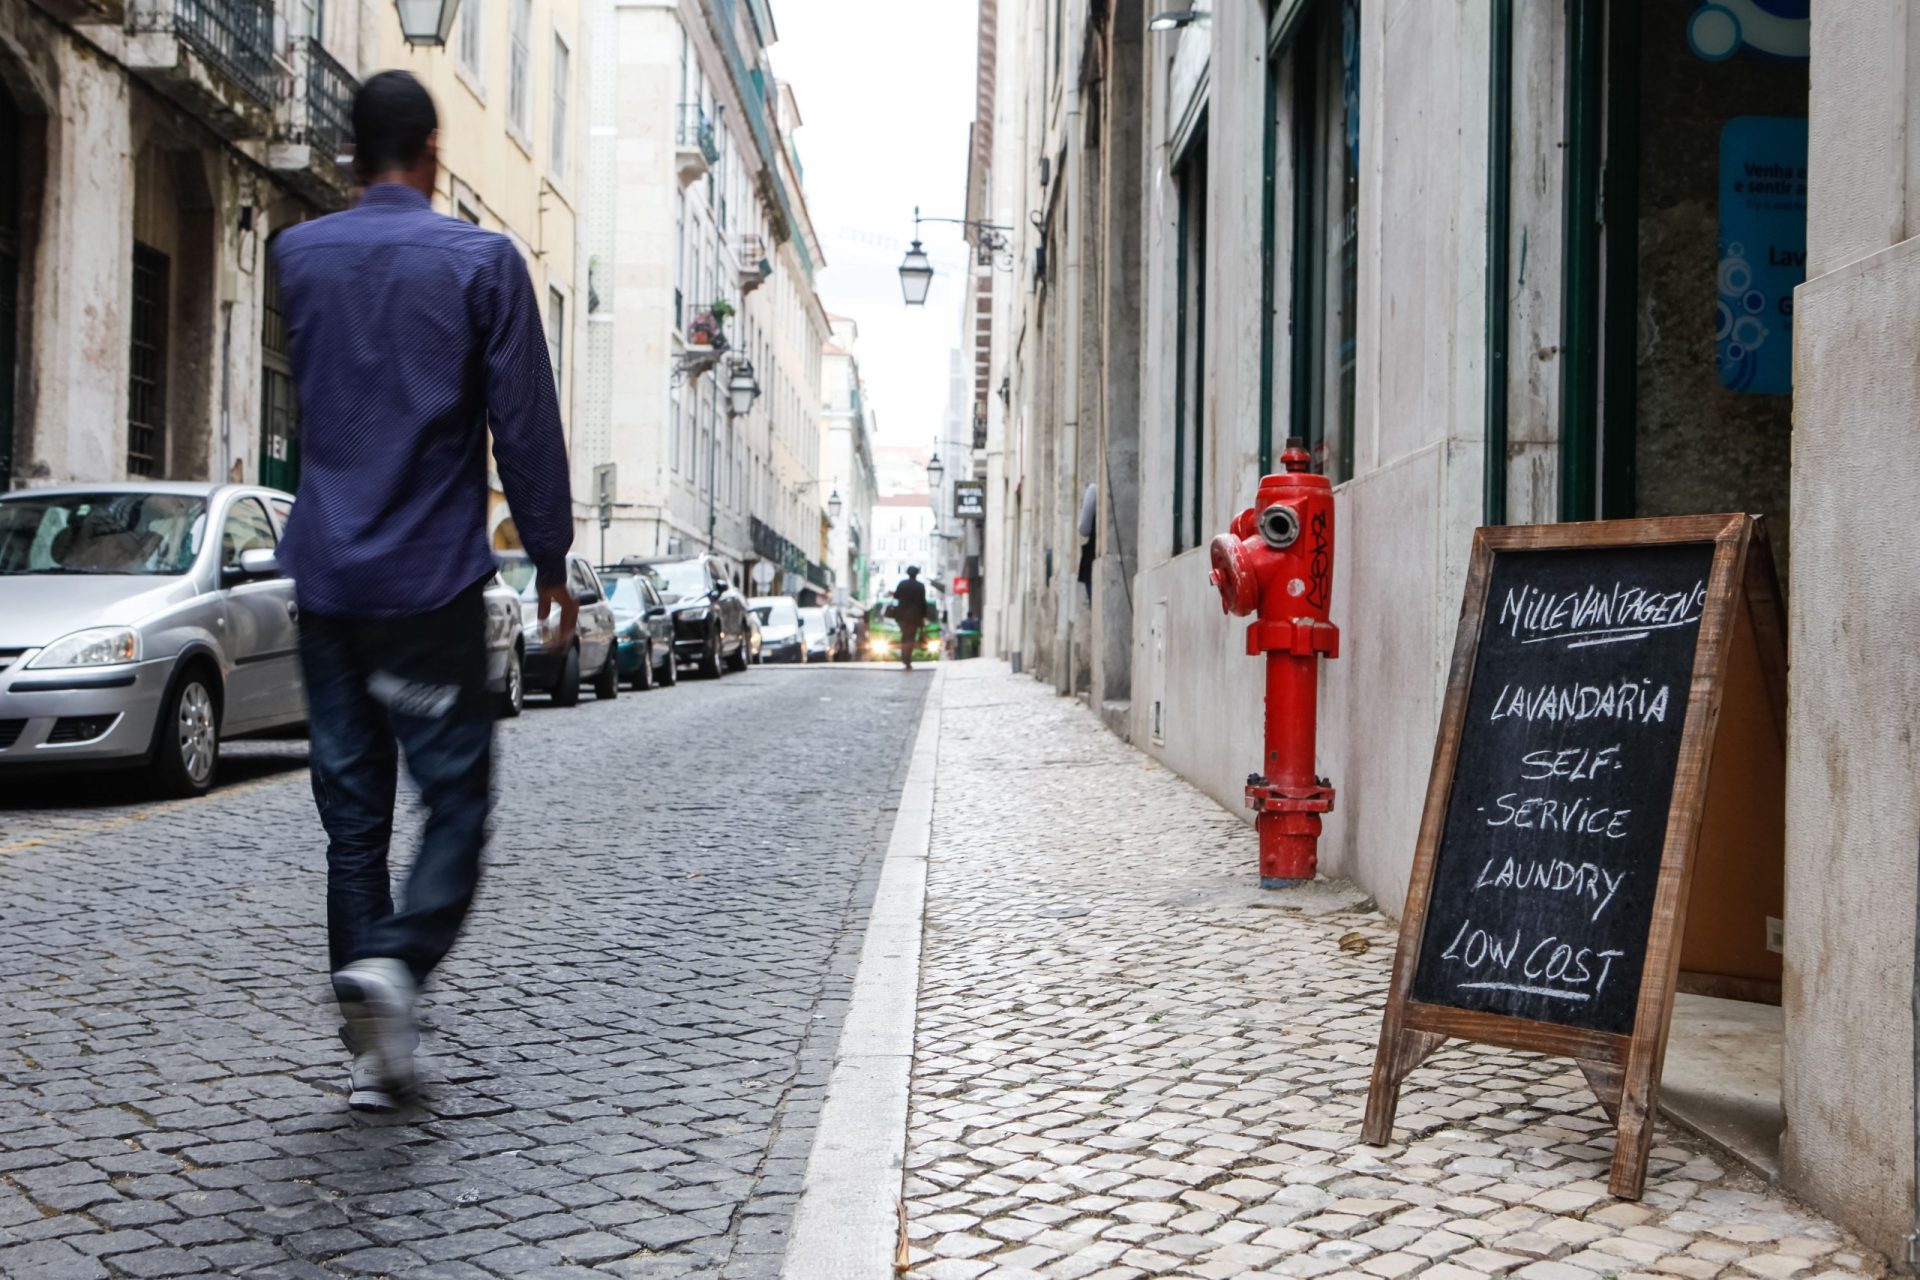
32, 0, 124, 25
125, 0, 276, 140
675, 104, 719, 188
737, 234, 772, 294
268, 39, 358, 210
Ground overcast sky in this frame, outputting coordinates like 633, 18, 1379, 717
769, 0, 981, 468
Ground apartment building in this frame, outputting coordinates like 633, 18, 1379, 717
576, 0, 832, 597
0, 0, 373, 493
401, 0, 588, 549
976, 0, 1916, 1252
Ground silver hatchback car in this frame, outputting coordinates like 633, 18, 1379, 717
0, 482, 305, 795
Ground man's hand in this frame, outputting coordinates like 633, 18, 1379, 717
538, 584, 579, 652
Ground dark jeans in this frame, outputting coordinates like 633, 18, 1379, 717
899, 619, 923, 666
299, 581, 493, 986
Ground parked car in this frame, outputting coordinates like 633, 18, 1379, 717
744, 608, 763, 664
866, 593, 944, 664
623, 557, 750, 678
484, 572, 527, 717
496, 552, 619, 705
0, 482, 303, 796
797, 606, 847, 663
598, 566, 677, 691
749, 596, 807, 664
824, 605, 854, 661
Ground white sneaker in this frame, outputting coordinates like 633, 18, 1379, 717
346, 1050, 401, 1113
332, 958, 418, 1104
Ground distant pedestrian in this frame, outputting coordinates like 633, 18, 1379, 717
891, 566, 929, 671
274, 70, 576, 1112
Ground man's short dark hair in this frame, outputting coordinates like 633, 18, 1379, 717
353, 70, 437, 175
906, 566, 920, 577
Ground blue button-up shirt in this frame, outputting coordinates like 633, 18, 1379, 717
272, 184, 573, 618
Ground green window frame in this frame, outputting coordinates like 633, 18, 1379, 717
1172, 123, 1208, 555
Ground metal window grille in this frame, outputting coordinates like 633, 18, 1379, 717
303, 40, 355, 165
677, 104, 719, 164
131, 0, 276, 107
128, 244, 169, 478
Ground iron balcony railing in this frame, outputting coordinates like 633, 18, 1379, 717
301, 39, 356, 164
676, 103, 720, 166
132, 0, 277, 107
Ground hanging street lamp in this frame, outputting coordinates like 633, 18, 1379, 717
727, 359, 761, 417
395, 0, 462, 46
927, 452, 945, 493
828, 490, 844, 521
897, 206, 1014, 306
898, 239, 933, 306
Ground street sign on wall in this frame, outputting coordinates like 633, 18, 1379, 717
953, 479, 985, 521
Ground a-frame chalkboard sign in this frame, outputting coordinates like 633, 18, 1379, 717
1363, 513, 1786, 1200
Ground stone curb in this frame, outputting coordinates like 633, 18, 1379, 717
781, 663, 944, 1279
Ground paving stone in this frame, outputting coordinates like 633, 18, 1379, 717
0, 672, 928, 1277
894, 664, 1889, 1280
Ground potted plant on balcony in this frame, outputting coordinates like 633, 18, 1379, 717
688, 311, 718, 347
709, 297, 736, 323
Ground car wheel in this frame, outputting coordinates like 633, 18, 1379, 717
698, 634, 724, 679
498, 645, 525, 719
594, 646, 620, 700
551, 645, 582, 706
148, 667, 220, 798
658, 647, 679, 687
628, 647, 654, 692
725, 637, 750, 673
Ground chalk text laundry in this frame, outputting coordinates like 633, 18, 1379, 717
1474, 855, 1629, 922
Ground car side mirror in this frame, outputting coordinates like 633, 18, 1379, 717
645, 606, 666, 619
232, 548, 281, 581
708, 583, 724, 599
577, 589, 600, 606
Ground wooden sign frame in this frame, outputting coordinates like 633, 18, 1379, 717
1363, 513, 1779, 1199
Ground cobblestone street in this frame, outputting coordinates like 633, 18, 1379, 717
0, 666, 927, 1280
900, 663, 1888, 1280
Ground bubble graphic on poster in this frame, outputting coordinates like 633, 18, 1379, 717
1717, 116, 1806, 395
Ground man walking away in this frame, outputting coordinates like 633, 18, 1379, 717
892, 566, 929, 672
273, 71, 577, 1112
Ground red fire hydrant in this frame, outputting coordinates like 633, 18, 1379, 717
1207, 438, 1339, 887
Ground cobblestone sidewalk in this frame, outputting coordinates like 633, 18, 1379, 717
901, 662, 1885, 1280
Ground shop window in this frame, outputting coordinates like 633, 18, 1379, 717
1171, 126, 1208, 555
1271, 0, 1360, 484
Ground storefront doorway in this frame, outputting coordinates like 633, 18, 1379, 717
1560, 0, 1809, 1178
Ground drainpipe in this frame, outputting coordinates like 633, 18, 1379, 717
1483, 0, 1511, 527
1910, 832, 1919, 1269
1059, 63, 1083, 698
219, 301, 234, 482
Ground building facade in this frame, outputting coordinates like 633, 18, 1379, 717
400, 0, 587, 550
577, 0, 832, 598
0, 0, 374, 496
820, 314, 877, 606
978, 0, 1915, 1253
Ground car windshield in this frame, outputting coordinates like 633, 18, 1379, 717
0, 492, 207, 576
753, 600, 800, 628
495, 556, 538, 597
641, 560, 712, 602
605, 576, 651, 617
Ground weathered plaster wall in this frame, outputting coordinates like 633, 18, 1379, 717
1781, 0, 1920, 1252
1131, 1, 1488, 919
1784, 234, 1919, 1258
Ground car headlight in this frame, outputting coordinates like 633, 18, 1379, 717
29, 627, 140, 669
678, 607, 710, 623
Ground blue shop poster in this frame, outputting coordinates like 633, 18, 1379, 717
1717, 115, 1806, 395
